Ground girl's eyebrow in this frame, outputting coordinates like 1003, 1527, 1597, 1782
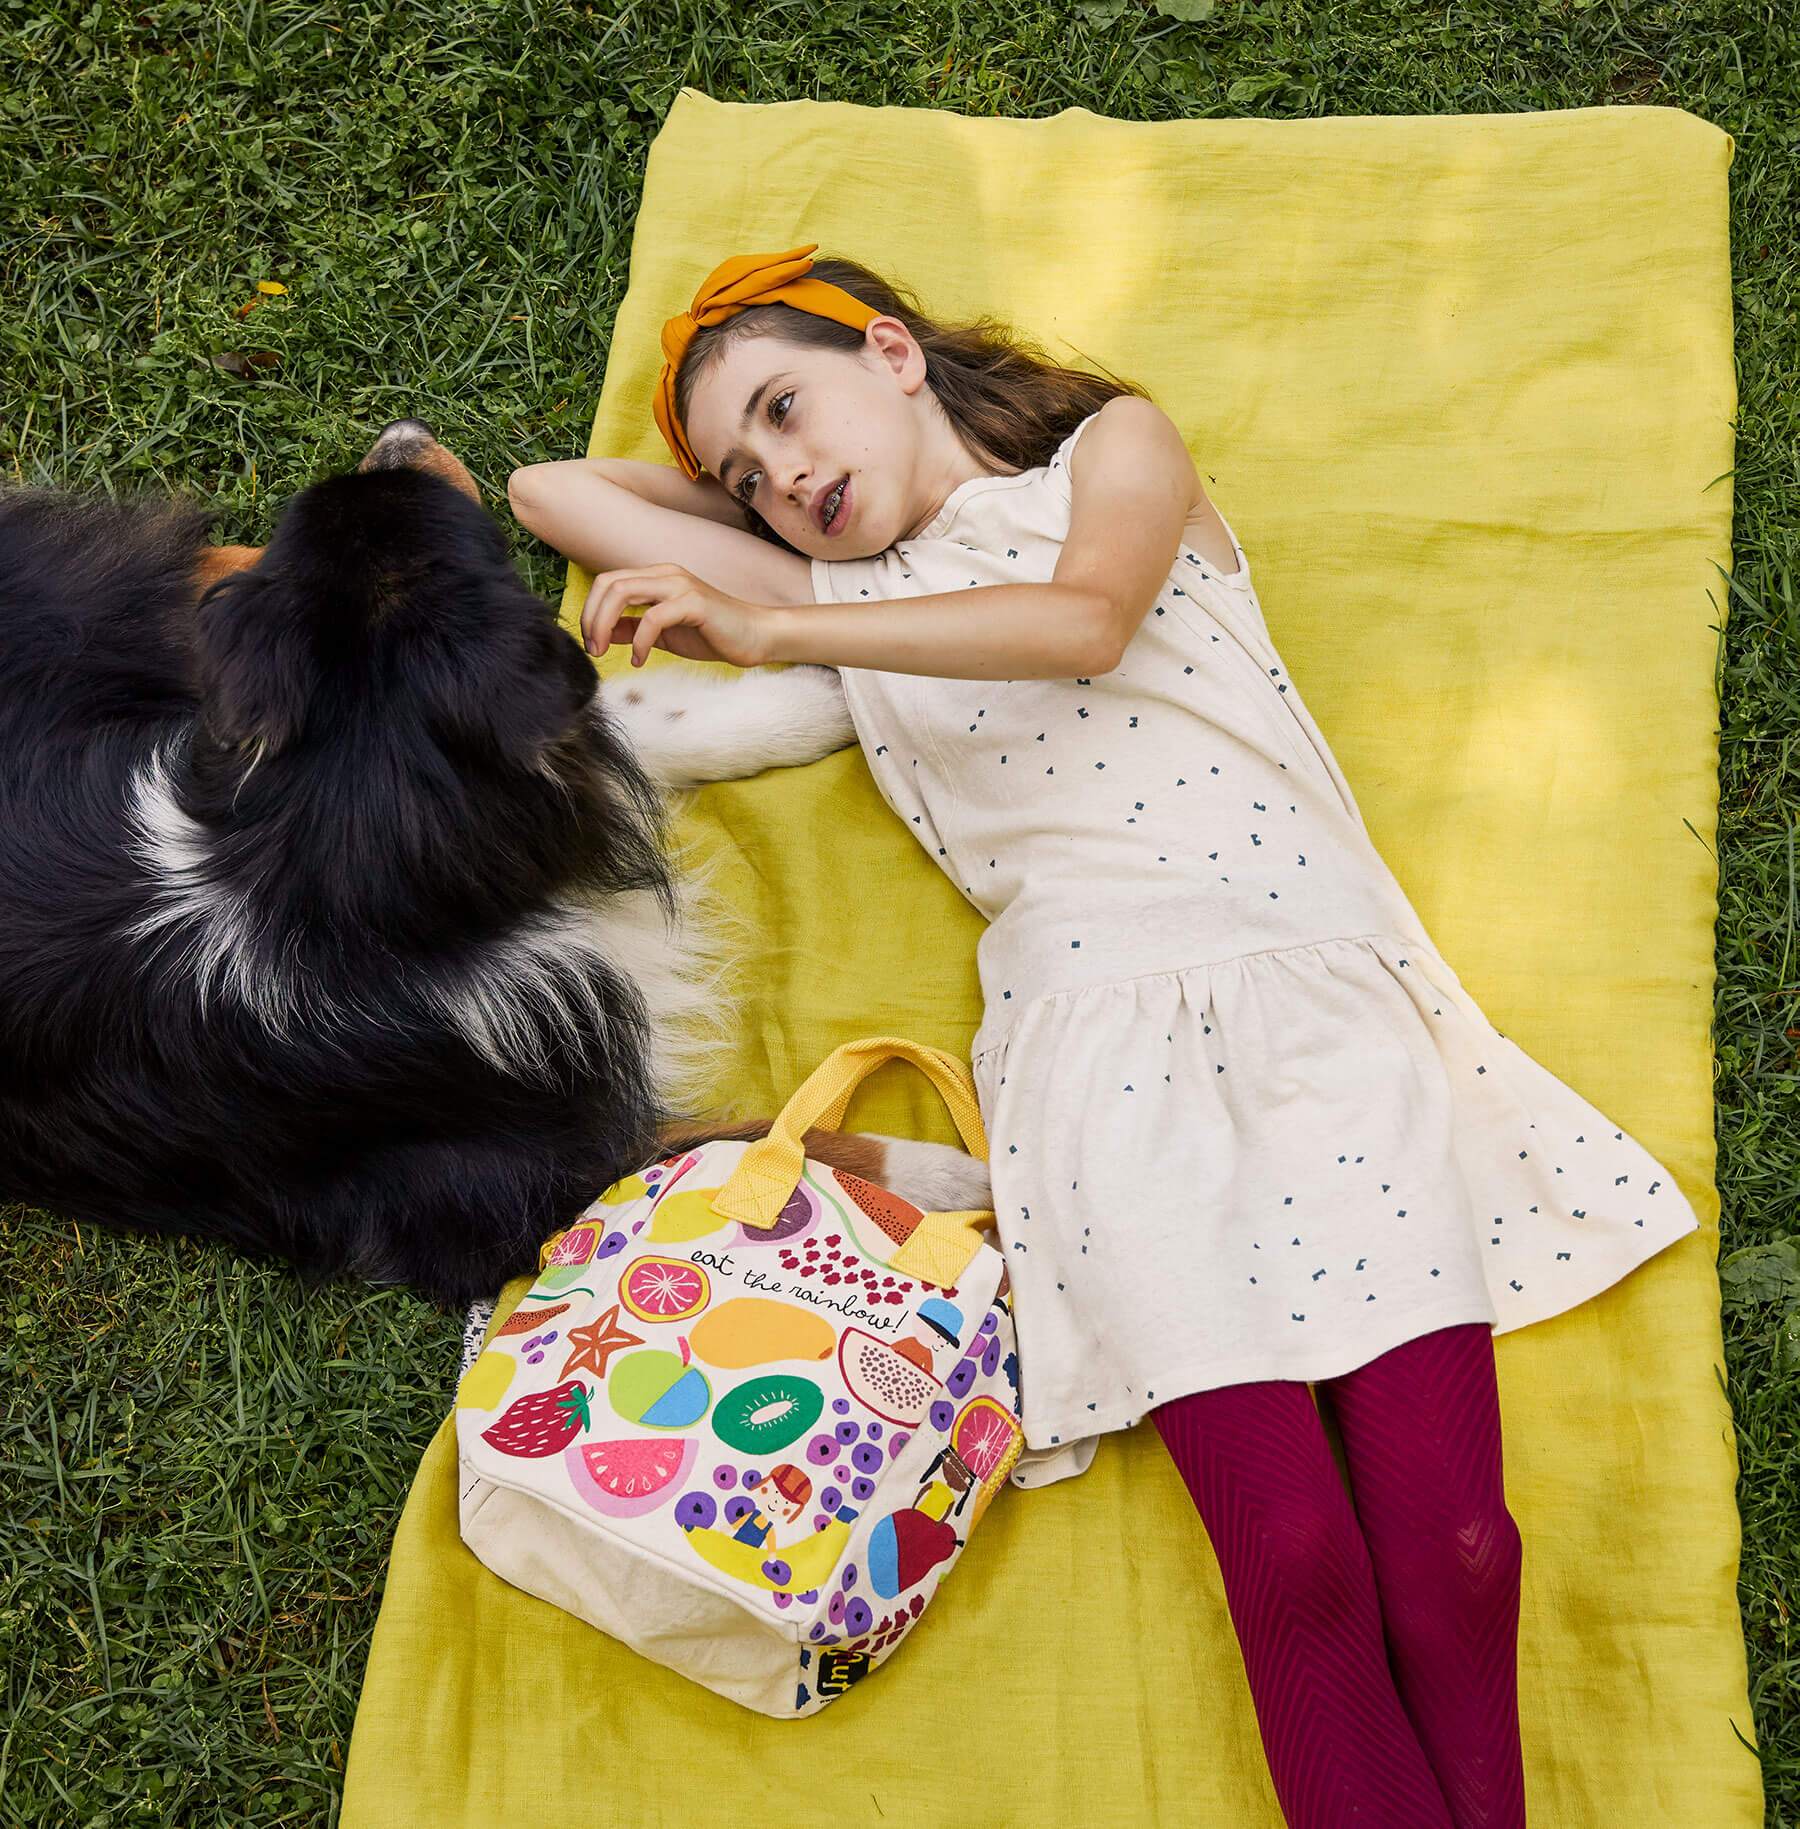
718, 375, 786, 490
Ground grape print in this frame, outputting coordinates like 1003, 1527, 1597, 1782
676, 1491, 717, 1530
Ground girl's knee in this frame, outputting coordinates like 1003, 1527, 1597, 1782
1243, 1500, 1375, 1623
1381, 1501, 1522, 1637
1448, 1501, 1523, 1593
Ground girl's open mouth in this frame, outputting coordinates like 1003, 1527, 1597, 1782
821, 476, 850, 536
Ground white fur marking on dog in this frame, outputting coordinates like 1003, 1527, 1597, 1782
123, 745, 752, 1096
459, 1299, 496, 1377
122, 689, 834, 1108
126, 748, 300, 1029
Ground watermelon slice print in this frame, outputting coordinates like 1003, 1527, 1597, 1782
480, 1379, 592, 1458
564, 1435, 698, 1518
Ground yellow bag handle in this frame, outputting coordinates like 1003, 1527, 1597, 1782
710, 1037, 996, 1289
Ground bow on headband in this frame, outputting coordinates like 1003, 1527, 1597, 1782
652, 242, 882, 481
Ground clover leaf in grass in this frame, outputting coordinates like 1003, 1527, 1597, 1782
1720, 1238, 1800, 1370
1720, 1237, 1800, 1305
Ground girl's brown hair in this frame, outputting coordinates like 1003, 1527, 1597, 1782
670, 254, 1151, 550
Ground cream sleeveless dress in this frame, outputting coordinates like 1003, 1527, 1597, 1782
810, 410, 1700, 1489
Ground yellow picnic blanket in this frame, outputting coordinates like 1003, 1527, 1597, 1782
341, 91, 1758, 1824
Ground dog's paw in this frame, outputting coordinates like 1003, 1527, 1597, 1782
747, 663, 856, 762
599, 661, 854, 788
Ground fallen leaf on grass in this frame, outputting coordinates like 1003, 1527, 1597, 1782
210, 350, 281, 378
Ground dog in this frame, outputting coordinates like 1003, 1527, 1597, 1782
0, 420, 988, 1308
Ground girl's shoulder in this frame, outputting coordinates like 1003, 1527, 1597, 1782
1059, 404, 1247, 583
810, 408, 1258, 605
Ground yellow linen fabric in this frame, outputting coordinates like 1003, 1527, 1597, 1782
342, 90, 1757, 1825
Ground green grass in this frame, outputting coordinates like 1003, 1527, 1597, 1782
0, 1, 1794, 1822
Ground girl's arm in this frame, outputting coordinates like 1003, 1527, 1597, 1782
507, 457, 813, 607
765, 581, 1118, 680
765, 395, 1202, 680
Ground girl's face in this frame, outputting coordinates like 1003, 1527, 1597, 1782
684, 318, 958, 558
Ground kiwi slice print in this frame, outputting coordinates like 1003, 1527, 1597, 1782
712, 1373, 826, 1454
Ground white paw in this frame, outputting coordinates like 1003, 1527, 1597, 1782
599, 662, 854, 788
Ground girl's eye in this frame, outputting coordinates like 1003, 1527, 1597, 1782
734, 389, 793, 502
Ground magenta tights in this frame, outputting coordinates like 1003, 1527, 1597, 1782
1150, 1323, 1527, 1828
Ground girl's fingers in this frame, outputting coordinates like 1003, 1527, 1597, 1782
580, 567, 696, 657
584, 572, 658, 654
592, 577, 643, 658
632, 602, 679, 667
585, 574, 621, 654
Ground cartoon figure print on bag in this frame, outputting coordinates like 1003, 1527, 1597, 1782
731, 1465, 813, 1549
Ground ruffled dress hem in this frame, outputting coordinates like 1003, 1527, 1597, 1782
968, 930, 1703, 1477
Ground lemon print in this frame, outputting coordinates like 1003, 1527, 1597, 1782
456, 1350, 515, 1412
645, 1185, 728, 1244
594, 1172, 651, 1207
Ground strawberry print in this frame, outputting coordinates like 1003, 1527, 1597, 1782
480, 1378, 592, 1458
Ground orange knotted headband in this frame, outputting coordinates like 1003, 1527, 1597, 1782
651, 242, 882, 481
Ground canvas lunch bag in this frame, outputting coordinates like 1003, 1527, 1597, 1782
454, 1035, 1025, 1719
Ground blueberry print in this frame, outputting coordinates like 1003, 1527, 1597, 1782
825, 407, 1703, 1465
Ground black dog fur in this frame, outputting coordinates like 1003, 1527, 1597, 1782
0, 466, 700, 1307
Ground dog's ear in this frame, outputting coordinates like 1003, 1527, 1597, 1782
190, 467, 598, 773
192, 566, 315, 754
409, 608, 598, 775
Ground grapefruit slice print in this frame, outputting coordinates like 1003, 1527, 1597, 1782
952, 1395, 1024, 1525
620, 1255, 711, 1324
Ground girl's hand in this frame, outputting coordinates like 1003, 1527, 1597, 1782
579, 563, 777, 669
